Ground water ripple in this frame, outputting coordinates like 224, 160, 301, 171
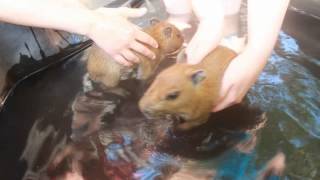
248, 31, 320, 138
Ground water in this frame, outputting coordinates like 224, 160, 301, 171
0, 8, 319, 180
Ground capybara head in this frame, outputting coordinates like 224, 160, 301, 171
147, 19, 184, 55
139, 46, 238, 130
139, 61, 213, 130
136, 20, 184, 80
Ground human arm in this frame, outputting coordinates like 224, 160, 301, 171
162, 0, 192, 30
212, 0, 290, 112
186, 0, 225, 64
162, 0, 225, 64
0, 0, 158, 66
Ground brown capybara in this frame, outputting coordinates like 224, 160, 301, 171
86, 20, 184, 90
139, 46, 237, 130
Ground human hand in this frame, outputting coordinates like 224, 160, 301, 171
212, 53, 266, 112
87, 7, 158, 66
185, 21, 223, 64
210, 0, 290, 112
185, 0, 225, 64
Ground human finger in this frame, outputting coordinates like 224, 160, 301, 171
130, 41, 156, 60
185, 30, 206, 64
186, 41, 206, 64
186, 45, 200, 64
113, 54, 132, 66
211, 85, 236, 112
120, 49, 140, 63
134, 30, 158, 48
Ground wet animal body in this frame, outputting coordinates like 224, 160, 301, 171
139, 46, 237, 130
86, 20, 184, 90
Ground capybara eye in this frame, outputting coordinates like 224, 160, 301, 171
165, 91, 180, 100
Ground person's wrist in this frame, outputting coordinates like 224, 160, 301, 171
81, 9, 97, 37
68, 7, 97, 36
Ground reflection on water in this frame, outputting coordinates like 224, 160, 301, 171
0, 46, 284, 179
20, 118, 68, 180
47, 76, 272, 180
1, 52, 283, 180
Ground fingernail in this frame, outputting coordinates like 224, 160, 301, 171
152, 54, 156, 59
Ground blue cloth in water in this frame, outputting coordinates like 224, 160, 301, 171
215, 149, 257, 180
214, 133, 281, 180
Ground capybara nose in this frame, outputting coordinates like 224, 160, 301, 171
139, 96, 157, 118
140, 104, 155, 118
142, 108, 152, 116
138, 98, 148, 111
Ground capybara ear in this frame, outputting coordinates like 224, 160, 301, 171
176, 48, 187, 63
163, 26, 173, 38
190, 69, 206, 85
150, 18, 160, 25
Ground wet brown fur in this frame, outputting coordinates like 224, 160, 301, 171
139, 46, 237, 130
86, 20, 184, 89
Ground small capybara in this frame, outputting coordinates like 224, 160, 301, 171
86, 19, 184, 91
139, 46, 237, 130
